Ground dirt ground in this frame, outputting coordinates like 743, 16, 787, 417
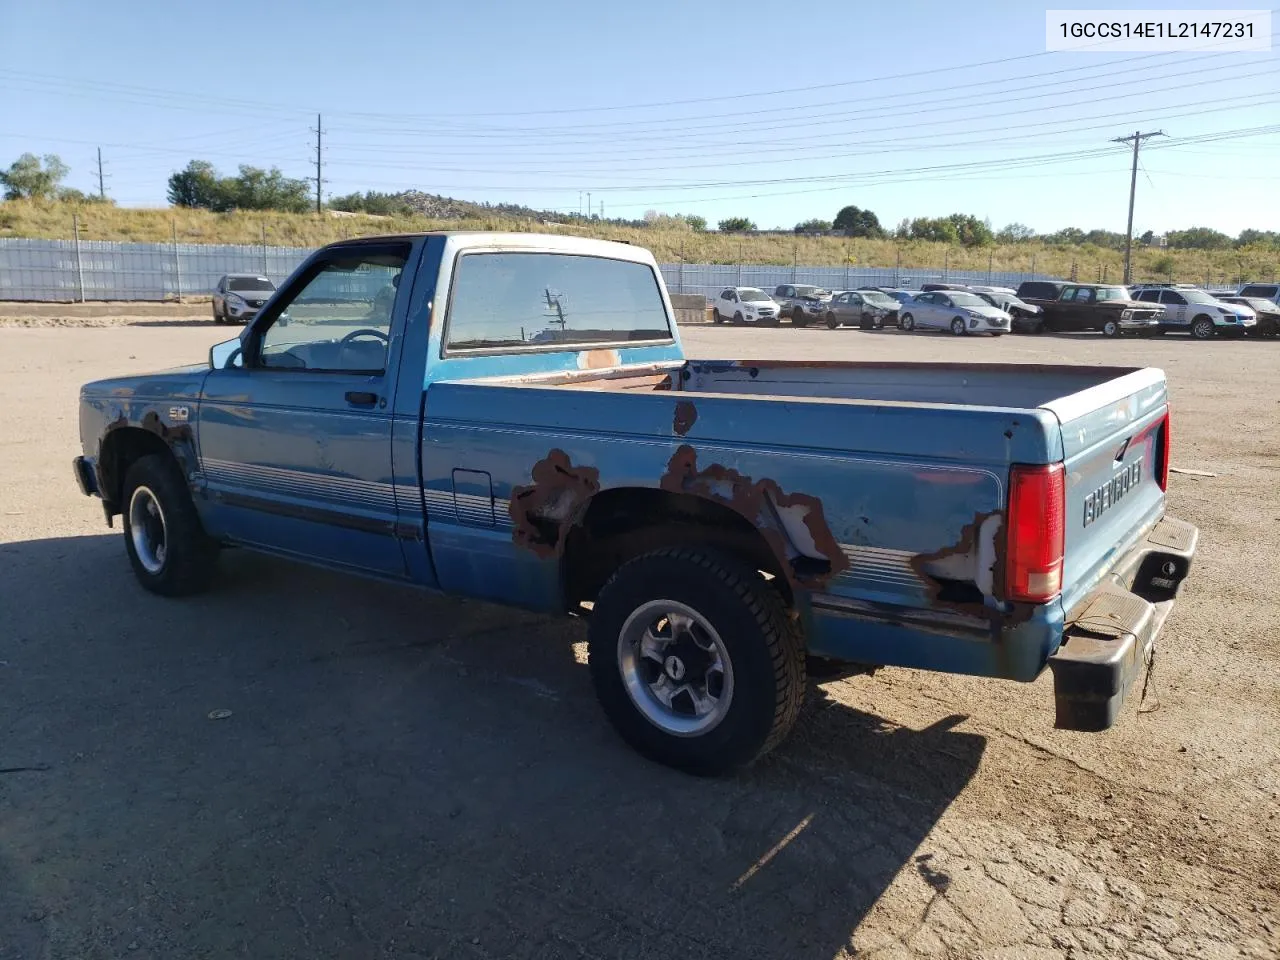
1, 316, 1277, 960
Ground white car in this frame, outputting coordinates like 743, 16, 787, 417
713, 287, 781, 325
1132, 286, 1256, 338
898, 290, 1012, 336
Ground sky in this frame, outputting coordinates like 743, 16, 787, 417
1, 0, 1277, 236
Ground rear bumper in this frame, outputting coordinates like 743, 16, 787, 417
1047, 515, 1199, 732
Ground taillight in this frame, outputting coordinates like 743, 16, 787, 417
1006, 462, 1065, 604
1156, 408, 1171, 492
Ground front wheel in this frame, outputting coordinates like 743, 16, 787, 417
899, 313, 916, 332
950, 317, 967, 336
588, 548, 806, 776
1102, 319, 1120, 338
1191, 316, 1216, 340
212, 305, 225, 324
122, 454, 218, 596
825, 312, 839, 329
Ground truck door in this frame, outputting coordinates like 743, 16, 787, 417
1159, 290, 1189, 329
197, 241, 416, 576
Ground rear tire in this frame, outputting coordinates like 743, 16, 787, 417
825, 312, 839, 329
950, 317, 967, 336
121, 454, 218, 597
713, 309, 725, 325
587, 547, 806, 776
899, 313, 916, 331
1191, 316, 1215, 340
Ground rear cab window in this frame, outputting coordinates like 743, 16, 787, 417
444, 252, 673, 352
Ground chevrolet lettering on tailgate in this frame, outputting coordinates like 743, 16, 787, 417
1083, 457, 1143, 527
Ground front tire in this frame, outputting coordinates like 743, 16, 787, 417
900, 313, 916, 331
588, 548, 806, 776
825, 312, 839, 329
950, 317, 967, 336
122, 454, 218, 596
213, 305, 225, 324
1191, 316, 1216, 340
1102, 319, 1120, 338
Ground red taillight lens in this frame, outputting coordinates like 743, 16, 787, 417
1006, 462, 1065, 604
1156, 408, 1171, 492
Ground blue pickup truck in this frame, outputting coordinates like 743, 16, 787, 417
74, 233, 1198, 775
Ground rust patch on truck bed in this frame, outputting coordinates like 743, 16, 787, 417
911, 509, 1019, 628
509, 449, 601, 558
659, 444, 849, 588
672, 401, 697, 436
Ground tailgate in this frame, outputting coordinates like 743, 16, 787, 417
1046, 369, 1169, 617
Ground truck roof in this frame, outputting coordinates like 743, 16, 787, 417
329, 231, 646, 258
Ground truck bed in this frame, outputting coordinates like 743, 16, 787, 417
539, 359, 1139, 410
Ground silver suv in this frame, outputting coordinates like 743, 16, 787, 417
213, 274, 276, 324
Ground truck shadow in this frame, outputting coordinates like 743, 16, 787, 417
0, 534, 986, 960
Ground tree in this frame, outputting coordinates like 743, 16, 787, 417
718, 216, 755, 232
1082, 229, 1125, 250
167, 160, 311, 213
1152, 255, 1176, 276
1165, 226, 1232, 250
1138, 229, 1156, 246
1046, 227, 1086, 246
329, 190, 414, 216
682, 214, 707, 232
1236, 228, 1279, 248
833, 205, 883, 238
167, 160, 226, 210
996, 222, 1035, 243
56, 187, 113, 205
0, 153, 69, 201
945, 213, 993, 247
794, 218, 832, 234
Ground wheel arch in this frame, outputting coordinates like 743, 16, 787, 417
560, 487, 796, 611
98, 418, 198, 515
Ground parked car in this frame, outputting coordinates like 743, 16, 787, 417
1015, 282, 1162, 336
1215, 295, 1280, 336
898, 290, 1012, 335
974, 291, 1045, 333
823, 289, 901, 329
920, 282, 978, 292
72, 232, 1198, 774
1237, 282, 1280, 301
1132, 286, 1256, 338
212, 274, 276, 324
772, 284, 832, 326
713, 287, 780, 325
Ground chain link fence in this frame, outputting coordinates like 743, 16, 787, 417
0, 236, 1263, 303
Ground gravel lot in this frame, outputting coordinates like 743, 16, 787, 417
1, 317, 1277, 960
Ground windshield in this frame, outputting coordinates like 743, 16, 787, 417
1095, 287, 1132, 301
947, 292, 990, 307
228, 277, 275, 292
1246, 298, 1277, 310
794, 285, 827, 297
1182, 290, 1221, 304
737, 288, 769, 301
861, 291, 897, 307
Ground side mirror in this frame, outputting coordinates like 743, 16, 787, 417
209, 338, 243, 370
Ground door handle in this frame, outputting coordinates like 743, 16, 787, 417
345, 391, 378, 406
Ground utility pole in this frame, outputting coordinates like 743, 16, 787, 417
587, 192, 592, 220
1112, 129, 1165, 285
312, 113, 324, 214
96, 147, 106, 200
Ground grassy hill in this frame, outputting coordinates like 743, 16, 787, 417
1, 199, 1276, 284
